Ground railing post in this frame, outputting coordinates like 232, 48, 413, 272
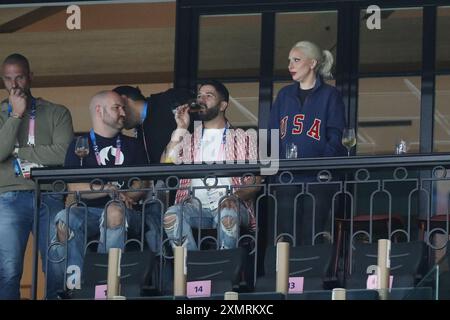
174, 245, 186, 296
107, 248, 121, 299
377, 239, 391, 300
332, 288, 347, 300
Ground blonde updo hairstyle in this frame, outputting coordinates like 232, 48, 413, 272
292, 41, 334, 79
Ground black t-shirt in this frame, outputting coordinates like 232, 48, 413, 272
65, 132, 147, 207
297, 87, 314, 105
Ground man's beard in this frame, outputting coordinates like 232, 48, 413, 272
116, 117, 125, 130
104, 114, 125, 131
124, 112, 139, 129
198, 104, 220, 121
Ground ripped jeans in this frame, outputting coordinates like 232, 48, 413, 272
0, 191, 63, 300
163, 202, 249, 251
47, 203, 161, 297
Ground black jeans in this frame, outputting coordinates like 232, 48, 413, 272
269, 184, 337, 246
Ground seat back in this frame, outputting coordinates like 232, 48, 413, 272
186, 247, 247, 294
287, 289, 379, 300
71, 250, 155, 299
257, 243, 335, 291
346, 241, 426, 289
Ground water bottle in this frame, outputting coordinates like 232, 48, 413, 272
395, 140, 407, 155
285, 142, 298, 159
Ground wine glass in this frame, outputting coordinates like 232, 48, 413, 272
74, 136, 89, 166
395, 139, 408, 155
342, 128, 356, 157
188, 100, 206, 113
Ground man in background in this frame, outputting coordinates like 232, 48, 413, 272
161, 80, 261, 250
49, 91, 160, 297
113, 86, 194, 164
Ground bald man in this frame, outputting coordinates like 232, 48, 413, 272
48, 91, 160, 298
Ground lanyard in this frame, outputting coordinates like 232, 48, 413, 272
134, 101, 148, 138
8, 97, 36, 146
137, 102, 150, 163
89, 129, 122, 166
140, 101, 148, 124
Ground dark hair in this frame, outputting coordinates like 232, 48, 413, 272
198, 80, 229, 103
112, 86, 146, 101
161, 88, 196, 108
2, 53, 30, 73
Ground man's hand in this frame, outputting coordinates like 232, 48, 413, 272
219, 197, 238, 212
9, 88, 27, 117
119, 192, 136, 209
174, 104, 190, 130
161, 105, 190, 163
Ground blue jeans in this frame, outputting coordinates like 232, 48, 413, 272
163, 202, 250, 251
48, 202, 161, 297
0, 191, 63, 300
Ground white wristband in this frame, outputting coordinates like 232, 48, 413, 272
171, 128, 188, 143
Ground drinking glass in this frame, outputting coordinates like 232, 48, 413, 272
342, 128, 356, 156
75, 136, 89, 166
285, 142, 298, 159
